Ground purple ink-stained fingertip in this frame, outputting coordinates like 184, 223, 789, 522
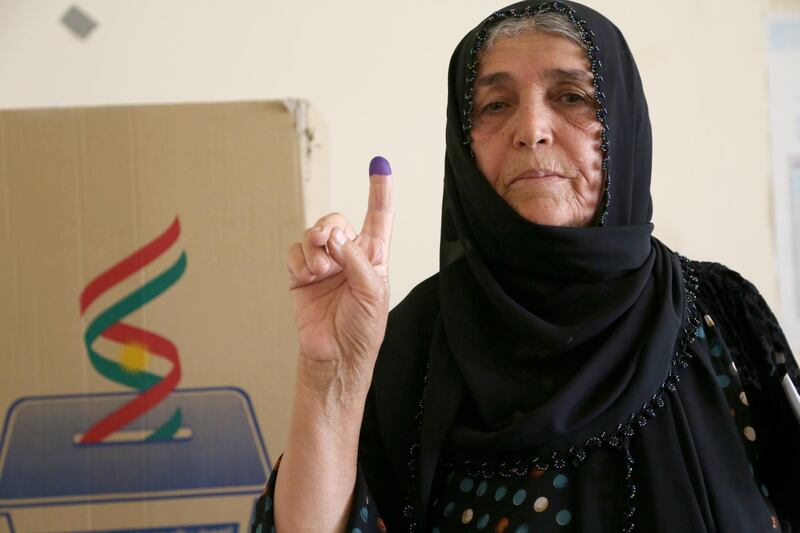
369, 156, 392, 176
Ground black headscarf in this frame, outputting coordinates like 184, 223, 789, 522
435, 0, 682, 463
383, 1, 778, 531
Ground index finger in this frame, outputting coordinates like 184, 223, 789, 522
361, 156, 394, 245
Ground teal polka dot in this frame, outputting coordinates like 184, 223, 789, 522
494, 485, 508, 501
710, 343, 722, 357
460, 477, 475, 492
255, 524, 262, 533
748, 462, 754, 475
270, 527, 275, 533
264, 496, 272, 512
697, 325, 706, 339
446, 470, 455, 483
512, 488, 527, 506
352, 529, 362, 533
477, 514, 490, 529
476, 480, 488, 496
556, 509, 573, 526
553, 474, 569, 489
761, 483, 770, 497
360, 506, 368, 522
717, 375, 731, 388
515, 525, 529, 533
443, 502, 455, 517
432, 529, 442, 533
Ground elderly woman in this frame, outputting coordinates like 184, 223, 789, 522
254, 1, 800, 531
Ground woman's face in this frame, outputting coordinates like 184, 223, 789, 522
470, 31, 603, 227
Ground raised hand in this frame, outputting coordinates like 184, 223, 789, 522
287, 156, 394, 387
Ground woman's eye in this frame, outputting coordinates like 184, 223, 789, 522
560, 92, 588, 104
481, 101, 508, 113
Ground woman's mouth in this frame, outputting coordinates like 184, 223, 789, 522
508, 169, 565, 186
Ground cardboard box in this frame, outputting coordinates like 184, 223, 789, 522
0, 100, 328, 532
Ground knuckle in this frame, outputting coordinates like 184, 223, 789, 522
318, 212, 345, 226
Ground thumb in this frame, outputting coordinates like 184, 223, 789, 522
327, 227, 383, 296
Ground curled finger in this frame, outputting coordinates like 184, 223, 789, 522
301, 215, 357, 275
286, 242, 316, 288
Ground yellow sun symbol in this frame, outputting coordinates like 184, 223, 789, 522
119, 342, 150, 374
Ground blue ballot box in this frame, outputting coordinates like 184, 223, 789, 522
0, 387, 271, 532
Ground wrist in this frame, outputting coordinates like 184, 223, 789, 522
295, 356, 373, 414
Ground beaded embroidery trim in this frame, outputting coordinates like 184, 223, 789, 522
402, 359, 430, 531
461, 1, 612, 225
402, 256, 701, 532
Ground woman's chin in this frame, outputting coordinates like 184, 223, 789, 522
509, 201, 577, 227
504, 192, 597, 227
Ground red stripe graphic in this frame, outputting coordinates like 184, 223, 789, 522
80, 217, 181, 315
78, 216, 186, 443
80, 322, 181, 443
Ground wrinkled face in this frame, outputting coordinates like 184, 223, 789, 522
470, 31, 604, 227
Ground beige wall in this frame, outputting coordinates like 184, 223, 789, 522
1, 0, 797, 317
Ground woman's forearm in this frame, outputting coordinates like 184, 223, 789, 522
274, 356, 372, 533
279, 160, 392, 531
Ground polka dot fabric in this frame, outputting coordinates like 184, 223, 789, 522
427, 464, 579, 531
700, 318, 781, 525
249, 454, 387, 533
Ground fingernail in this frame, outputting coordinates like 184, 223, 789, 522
369, 156, 392, 176
331, 227, 347, 246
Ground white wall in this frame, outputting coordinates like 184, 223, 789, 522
1, 0, 797, 317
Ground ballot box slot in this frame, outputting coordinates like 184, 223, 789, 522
72, 427, 194, 446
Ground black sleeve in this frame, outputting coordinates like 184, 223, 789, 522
355, 384, 407, 530
249, 453, 387, 533
694, 260, 800, 526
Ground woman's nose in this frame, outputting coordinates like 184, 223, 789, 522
511, 99, 554, 148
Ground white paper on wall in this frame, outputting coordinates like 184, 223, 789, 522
767, 12, 800, 351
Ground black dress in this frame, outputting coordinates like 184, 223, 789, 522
249, 261, 800, 532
